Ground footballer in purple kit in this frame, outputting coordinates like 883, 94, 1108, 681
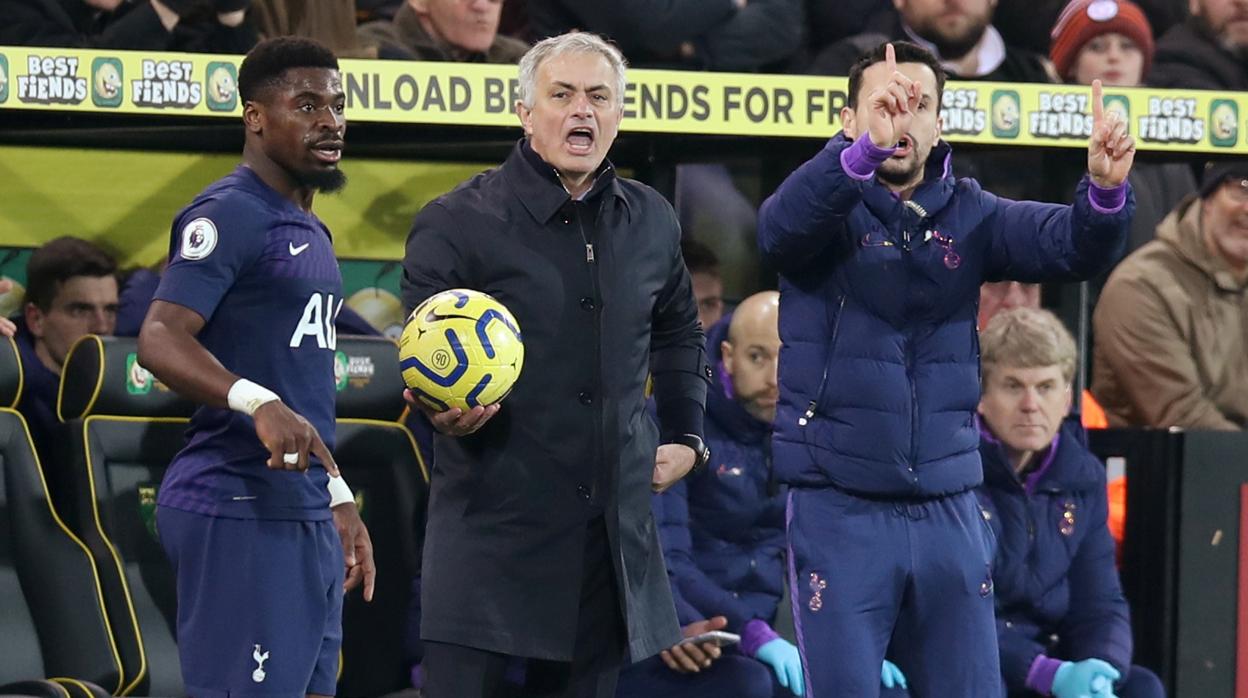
137, 37, 375, 698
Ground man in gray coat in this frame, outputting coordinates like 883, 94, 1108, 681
401, 31, 712, 698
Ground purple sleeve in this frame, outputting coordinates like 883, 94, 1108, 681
1087, 180, 1128, 214
740, 618, 781, 658
839, 136, 897, 181
1026, 654, 1064, 694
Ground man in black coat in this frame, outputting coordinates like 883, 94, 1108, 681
401, 31, 712, 698
2, 0, 256, 53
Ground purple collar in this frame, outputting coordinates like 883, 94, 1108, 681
977, 414, 1061, 496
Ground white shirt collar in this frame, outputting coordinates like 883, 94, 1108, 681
902, 23, 1006, 78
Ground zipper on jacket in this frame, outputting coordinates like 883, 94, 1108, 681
801, 295, 847, 427
574, 202, 605, 500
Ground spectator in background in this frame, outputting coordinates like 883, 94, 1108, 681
14, 237, 118, 459
1094, 162, 1248, 429
1150, 0, 1248, 89
0, 279, 15, 338
359, 0, 528, 62
251, 0, 374, 57
2, 0, 257, 53
527, 0, 804, 72
808, 0, 1055, 202
976, 307, 1164, 698
804, 0, 898, 64
1046, 0, 1195, 256
810, 0, 1056, 81
681, 238, 725, 331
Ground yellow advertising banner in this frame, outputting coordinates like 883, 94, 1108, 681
1, 45, 1245, 153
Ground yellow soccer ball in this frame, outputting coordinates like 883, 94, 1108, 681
399, 289, 524, 412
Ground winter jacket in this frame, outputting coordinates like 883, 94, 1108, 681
1093, 195, 1248, 429
976, 418, 1132, 691
402, 139, 709, 662
757, 134, 1132, 498
358, 3, 529, 63
654, 314, 787, 632
1150, 17, 1248, 91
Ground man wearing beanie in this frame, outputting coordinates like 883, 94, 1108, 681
1150, 0, 1248, 89
1093, 162, 1248, 429
1043, 0, 1195, 257
1050, 0, 1154, 84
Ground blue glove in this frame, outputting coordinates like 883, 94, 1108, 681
1052, 658, 1120, 698
881, 659, 908, 689
755, 638, 805, 696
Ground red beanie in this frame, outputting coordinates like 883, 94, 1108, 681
1050, 0, 1155, 81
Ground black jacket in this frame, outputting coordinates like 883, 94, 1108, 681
1150, 16, 1248, 91
401, 140, 710, 662
1, 0, 256, 53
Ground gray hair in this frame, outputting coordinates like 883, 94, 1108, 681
517, 32, 628, 109
980, 307, 1078, 385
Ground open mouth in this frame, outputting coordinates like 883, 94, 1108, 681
311, 141, 343, 164
566, 127, 595, 155
892, 135, 913, 157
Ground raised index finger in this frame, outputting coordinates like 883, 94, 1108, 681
1091, 79, 1104, 125
886, 42, 897, 74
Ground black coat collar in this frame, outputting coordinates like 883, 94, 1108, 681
503, 138, 628, 224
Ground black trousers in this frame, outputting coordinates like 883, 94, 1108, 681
423, 517, 626, 698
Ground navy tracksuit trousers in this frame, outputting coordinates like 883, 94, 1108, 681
786, 487, 1002, 697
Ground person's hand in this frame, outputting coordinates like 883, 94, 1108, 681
405, 389, 499, 437
866, 43, 920, 150
660, 616, 726, 673
0, 279, 15, 338
253, 401, 340, 476
881, 659, 908, 690
332, 501, 375, 602
755, 638, 804, 696
652, 443, 695, 492
1087, 80, 1135, 188
1052, 658, 1120, 698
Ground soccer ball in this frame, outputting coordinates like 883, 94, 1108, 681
399, 289, 524, 412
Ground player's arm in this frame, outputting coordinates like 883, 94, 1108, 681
138, 300, 340, 475
651, 203, 711, 492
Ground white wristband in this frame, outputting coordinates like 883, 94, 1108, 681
328, 475, 354, 508
227, 378, 280, 416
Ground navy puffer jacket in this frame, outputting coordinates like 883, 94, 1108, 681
758, 134, 1132, 497
976, 418, 1132, 691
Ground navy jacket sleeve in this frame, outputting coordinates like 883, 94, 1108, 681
998, 619, 1049, 691
654, 480, 763, 631
757, 138, 864, 273
401, 202, 473, 315
1059, 473, 1133, 673
650, 201, 709, 442
981, 176, 1133, 283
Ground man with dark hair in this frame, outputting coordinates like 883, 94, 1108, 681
758, 41, 1136, 696
14, 236, 118, 459
137, 36, 373, 698
681, 238, 725, 331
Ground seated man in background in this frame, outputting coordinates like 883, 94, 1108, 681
976, 307, 1163, 698
14, 236, 118, 460
1093, 162, 1248, 429
358, 0, 528, 62
682, 238, 725, 331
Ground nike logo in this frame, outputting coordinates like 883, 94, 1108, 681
289, 242, 310, 256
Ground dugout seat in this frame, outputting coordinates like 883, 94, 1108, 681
0, 336, 117, 698
332, 336, 430, 698
56, 335, 195, 697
